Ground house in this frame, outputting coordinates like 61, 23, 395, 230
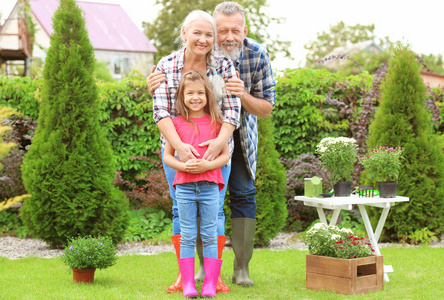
0, 0, 157, 79
321, 40, 384, 70
420, 72, 444, 89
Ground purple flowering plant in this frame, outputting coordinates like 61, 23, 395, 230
303, 222, 374, 259
61, 235, 117, 269
359, 146, 403, 182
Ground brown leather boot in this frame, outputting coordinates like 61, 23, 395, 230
167, 234, 182, 293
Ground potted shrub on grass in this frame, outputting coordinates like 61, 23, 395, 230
303, 222, 383, 294
61, 235, 118, 283
359, 146, 403, 198
316, 137, 358, 196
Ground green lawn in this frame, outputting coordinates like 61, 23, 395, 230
1, 246, 443, 299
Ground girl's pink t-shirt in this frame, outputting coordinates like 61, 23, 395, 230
172, 115, 225, 191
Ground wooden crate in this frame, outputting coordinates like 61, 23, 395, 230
306, 254, 384, 294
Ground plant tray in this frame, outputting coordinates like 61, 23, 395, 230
306, 254, 383, 294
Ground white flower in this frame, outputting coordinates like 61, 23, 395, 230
340, 228, 353, 234
331, 234, 341, 240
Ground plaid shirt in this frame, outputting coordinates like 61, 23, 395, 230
153, 47, 241, 155
236, 37, 276, 180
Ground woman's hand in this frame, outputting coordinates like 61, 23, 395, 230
176, 142, 200, 163
199, 138, 225, 161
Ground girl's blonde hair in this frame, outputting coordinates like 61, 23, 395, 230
175, 70, 222, 132
179, 10, 226, 101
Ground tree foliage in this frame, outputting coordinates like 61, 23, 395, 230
366, 43, 444, 241
223, 117, 287, 246
20, 0, 128, 247
304, 21, 378, 67
143, 0, 290, 62
419, 53, 444, 75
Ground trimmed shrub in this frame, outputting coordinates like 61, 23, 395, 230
366, 44, 444, 241
272, 68, 373, 159
224, 117, 287, 246
20, 0, 128, 247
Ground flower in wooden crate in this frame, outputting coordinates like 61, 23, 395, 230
304, 222, 373, 259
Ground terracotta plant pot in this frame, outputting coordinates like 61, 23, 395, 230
377, 181, 398, 198
72, 268, 96, 283
333, 181, 352, 197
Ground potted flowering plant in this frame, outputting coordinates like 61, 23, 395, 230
61, 235, 118, 283
316, 137, 358, 196
303, 222, 383, 294
304, 222, 374, 259
359, 146, 403, 197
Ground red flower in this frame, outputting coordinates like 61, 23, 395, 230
352, 242, 358, 246
350, 255, 354, 258
371, 249, 375, 252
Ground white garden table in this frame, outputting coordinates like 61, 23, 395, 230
294, 194, 409, 282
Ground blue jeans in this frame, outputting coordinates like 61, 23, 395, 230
162, 148, 230, 235
176, 182, 219, 259
228, 130, 257, 219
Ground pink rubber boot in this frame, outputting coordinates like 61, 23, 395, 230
201, 258, 223, 298
178, 257, 199, 298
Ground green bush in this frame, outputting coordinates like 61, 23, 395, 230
0, 76, 40, 120
124, 207, 172, 242
97, 75, 160, 178
272, 68, 373, 159
20, 0, 128, 247
224, 117, 287, 246
366, 44, 444, 241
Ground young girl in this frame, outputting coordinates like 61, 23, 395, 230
163, 70, 229, 298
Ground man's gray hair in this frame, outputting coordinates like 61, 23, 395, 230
213, 1, 246, 26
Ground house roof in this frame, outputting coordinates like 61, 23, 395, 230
30, 0, 157, 53
326, 40, 384, 57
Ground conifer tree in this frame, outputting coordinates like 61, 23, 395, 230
21, 0, 128, 246
223, 117, 287, 246
366, 43, 444, 241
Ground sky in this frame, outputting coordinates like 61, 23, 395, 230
1, 0, 444, 71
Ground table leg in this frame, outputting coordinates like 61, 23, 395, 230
330, 209, 341, 225
316, 207, 341, 226
357, 204, 392, 282
316, 207, 328, 224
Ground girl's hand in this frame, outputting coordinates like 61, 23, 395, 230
184, 159, 210, 174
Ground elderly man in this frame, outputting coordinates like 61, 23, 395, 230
147, 1, 276, 291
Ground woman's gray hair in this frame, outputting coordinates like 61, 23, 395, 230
179, 10, 226, 101
213, 1, 246, 27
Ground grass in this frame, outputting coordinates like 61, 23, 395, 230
1, 246, 443, 299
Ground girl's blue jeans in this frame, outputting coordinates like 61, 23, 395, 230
176, 181, 219, 259
161, 148, 230, 236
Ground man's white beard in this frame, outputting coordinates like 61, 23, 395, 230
217, 42, 242, 61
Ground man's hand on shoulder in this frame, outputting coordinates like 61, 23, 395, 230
146, 65, 166, 96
